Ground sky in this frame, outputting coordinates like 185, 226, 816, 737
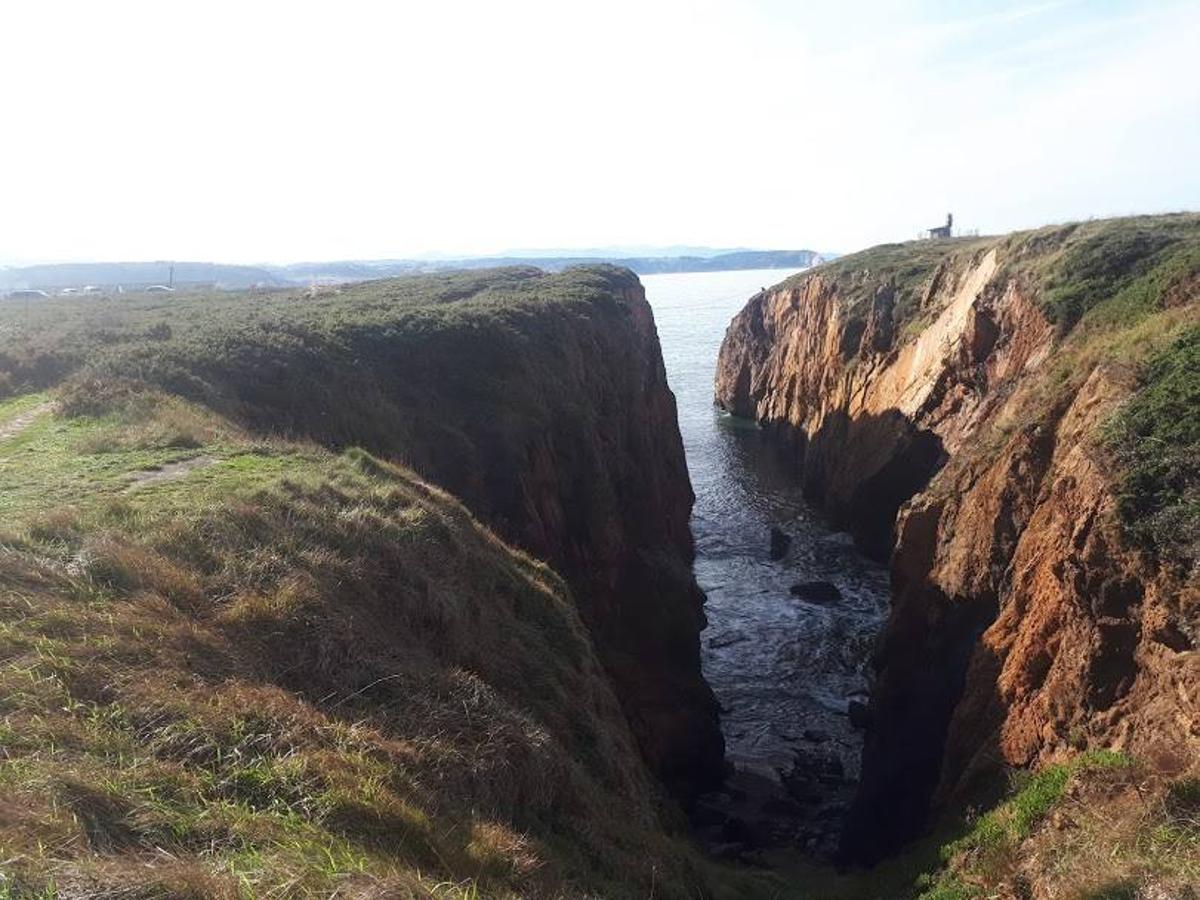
2, 0, 1198, 264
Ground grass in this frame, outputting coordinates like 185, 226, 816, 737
0, 268, 651, 522
937, 751, 1131, 861
2, 261, 724, 801
0, 388, 302, 521
0, 265, 754, 897
914, 750, 1200, 900
0, 382, 718, 898
1031, 218, 1200, 332
759, 751, 1189, 900
0, 266, 641, 408
1105, 326, 1200, 567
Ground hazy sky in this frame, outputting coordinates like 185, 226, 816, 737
3, 0, 1198, 264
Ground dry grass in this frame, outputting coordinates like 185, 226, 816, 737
1019, 762, 1200, 899
915, 753, 1200, 899
0, 393, 719, 899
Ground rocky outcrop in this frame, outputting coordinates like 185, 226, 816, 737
716, 221, 1199, 860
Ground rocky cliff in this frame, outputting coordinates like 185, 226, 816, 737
76, 265, 726, 798
715, 215, 1200, 860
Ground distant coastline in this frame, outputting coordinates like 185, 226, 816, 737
0, 249, 829, 294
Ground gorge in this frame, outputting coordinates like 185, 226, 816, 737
646, 268, 892, 858
0, 214, 1195, 898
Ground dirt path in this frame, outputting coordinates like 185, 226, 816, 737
126, 455, 215, 491
0, 402, 54, 442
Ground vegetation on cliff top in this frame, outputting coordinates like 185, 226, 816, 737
1106, 326, 1200, 568
778, 213, 1199, 345
0, 382, 719, 898
9, 262, 728, 806
1013, 215, 1200, 566
0, 264, 644, 404
0, 264, 668, 556
1026, 215, 1200, 333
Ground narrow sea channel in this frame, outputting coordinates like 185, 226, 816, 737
644, 268, 890, 852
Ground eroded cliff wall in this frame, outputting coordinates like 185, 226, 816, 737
716, 216, 1200, 859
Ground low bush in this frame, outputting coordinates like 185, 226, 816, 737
1106, 326, 1200, 567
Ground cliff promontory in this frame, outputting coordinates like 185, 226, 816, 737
716, 214, 1199, 863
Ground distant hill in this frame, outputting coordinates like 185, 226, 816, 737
271, 249, 826, 284
468, 244, 755, 259
1, 249, 826, 294
0, 261, 284, 291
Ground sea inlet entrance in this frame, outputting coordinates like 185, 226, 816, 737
644, 268, 890, 858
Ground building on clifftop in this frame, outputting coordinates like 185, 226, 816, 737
927, 212, 953, 239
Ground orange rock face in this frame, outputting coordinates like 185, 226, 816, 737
716, 241, 1198, 859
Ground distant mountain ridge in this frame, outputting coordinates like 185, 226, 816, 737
1, 249, 827, 293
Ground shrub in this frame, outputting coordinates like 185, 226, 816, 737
1039, 227, 1181, 331
1106, 326, 1200, 567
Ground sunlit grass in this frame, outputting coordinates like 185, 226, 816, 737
0, 383, 708, 898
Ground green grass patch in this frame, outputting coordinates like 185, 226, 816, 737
0, 383, 713, 898
1105, 326, 1200, 567
918, 751, 1132, 899
1038, 227, 1185, 331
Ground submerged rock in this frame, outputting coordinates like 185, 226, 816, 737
769, 526, 791, 560
708, 632, 750, 650
789, 580, 842, 604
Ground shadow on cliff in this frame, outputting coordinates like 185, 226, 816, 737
836, 583, 1005, 866
762, 408, 946, 563
730, 406, 998, 865
743, 407, 1010, 866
